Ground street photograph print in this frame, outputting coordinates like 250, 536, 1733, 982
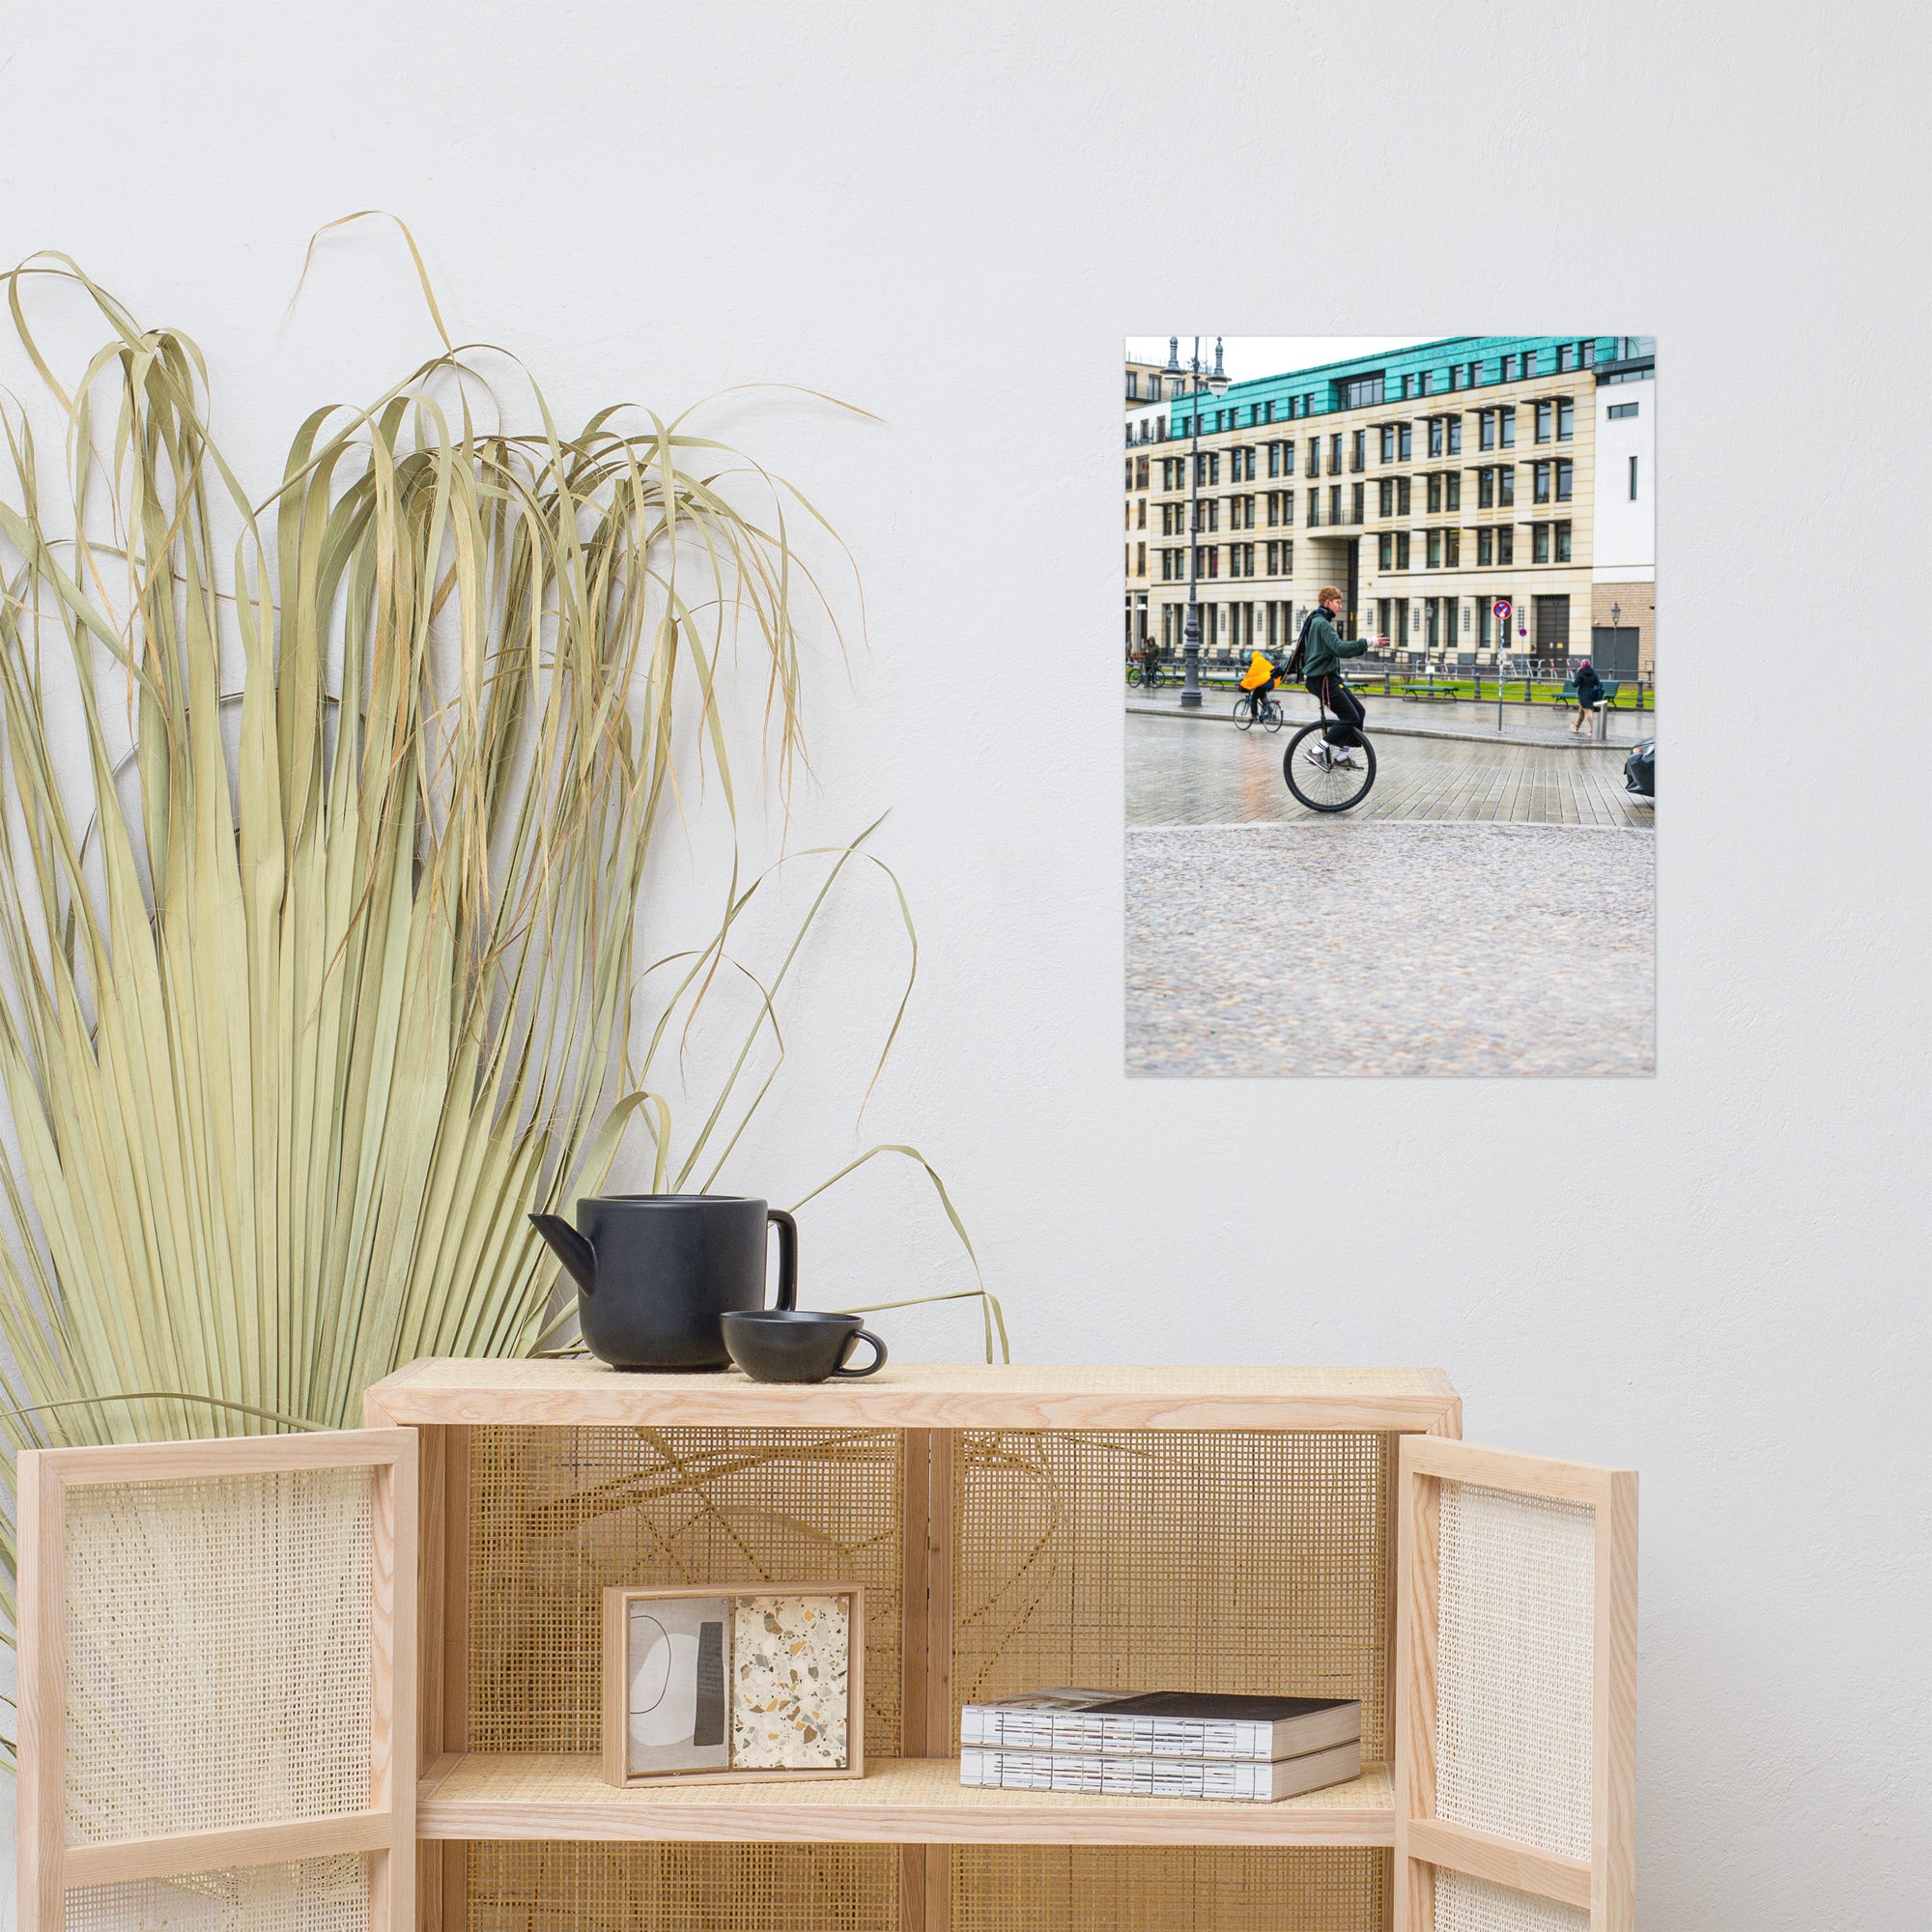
1124, 335, 1656, 1077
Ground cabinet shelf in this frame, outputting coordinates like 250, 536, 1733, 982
415, 1752, 1396, 1848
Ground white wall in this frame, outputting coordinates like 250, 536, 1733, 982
3, 4, 1928, 1927
1595, 379, 1657, 576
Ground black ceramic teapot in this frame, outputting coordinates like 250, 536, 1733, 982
529, 1194, 798, 1371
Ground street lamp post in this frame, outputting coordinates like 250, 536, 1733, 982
1165, 334, 1230, 709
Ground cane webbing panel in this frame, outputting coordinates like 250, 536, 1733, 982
952, 1431, 1392, 1759
1435, 1481, 1595, 1861
63, 1470, 375, 1842
468, 1427, 902, 1756
466, 1841, 897, 1932
953, 1847, 1387, 1931
63, 1855, 370, 1932
1434, 1869, 1590, 1932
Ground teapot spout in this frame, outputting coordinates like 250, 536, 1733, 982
529, 1213, 598, 1296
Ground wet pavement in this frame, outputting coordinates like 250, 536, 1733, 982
1126, 712, 1653, 828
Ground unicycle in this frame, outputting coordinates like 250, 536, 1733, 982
1282, 690, 1377, 811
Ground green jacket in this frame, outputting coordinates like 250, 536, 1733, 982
1301, 609, 1366, 683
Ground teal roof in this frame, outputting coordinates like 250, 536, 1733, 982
1165, 335, 1619, 430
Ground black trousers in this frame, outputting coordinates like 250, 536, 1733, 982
1307, 673, 1365, 748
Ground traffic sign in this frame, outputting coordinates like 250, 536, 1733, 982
1492, 598, 1512, 621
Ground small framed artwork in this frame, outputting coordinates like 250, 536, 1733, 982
601, 1583, 865, 1787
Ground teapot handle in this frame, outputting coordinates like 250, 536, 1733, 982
767, 1208, 798, 1311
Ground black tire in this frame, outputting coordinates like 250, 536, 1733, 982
1283, 723, 1377, 811
1262, 701, 1285, 733
1233, 696, 1256, 729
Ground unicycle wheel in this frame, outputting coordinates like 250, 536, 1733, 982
1283, 724, 1377, 811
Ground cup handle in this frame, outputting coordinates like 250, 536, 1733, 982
767, 1208, 798, 1311
832, 1328, 887, 1378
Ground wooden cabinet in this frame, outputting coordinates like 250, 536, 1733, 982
17, 1362, 1634, 1932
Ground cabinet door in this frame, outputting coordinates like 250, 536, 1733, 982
16, 1429, 417, 1932
1395, 1437, 1636, 1932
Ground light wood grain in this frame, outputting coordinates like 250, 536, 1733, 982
416, 1752, 1396, 1847
61, 1810, 391, 1888
1405, 1817, 1592, 1910
20, 1430, 417, 1932
362, 1358, 1462, 1434
1394, 1437, 1638, 1932
37, 1429, 413, 1485
1595, 1469, 1639, 1932
1393, 1432, 1440, 1932
15, 1453, 65, 1932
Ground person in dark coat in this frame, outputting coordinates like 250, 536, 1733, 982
1298, 586, 1368, 768
1570, 658, 1604, 735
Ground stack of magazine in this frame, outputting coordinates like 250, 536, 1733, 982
958, 1689, 1362, 1804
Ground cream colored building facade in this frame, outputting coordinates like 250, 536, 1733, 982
1123, 335, 1656, 677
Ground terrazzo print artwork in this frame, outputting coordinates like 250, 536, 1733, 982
730, 1594, 851, 1769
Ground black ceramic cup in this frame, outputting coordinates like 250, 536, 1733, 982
720, 1310, 888, 1384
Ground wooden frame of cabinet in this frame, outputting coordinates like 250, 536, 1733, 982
18, 1360, 1635, 1932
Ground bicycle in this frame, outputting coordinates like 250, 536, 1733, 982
1281, 681, 1378, 811
1232, 686, 1285, 732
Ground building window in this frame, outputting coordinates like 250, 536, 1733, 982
1556, 344, 1575, 373
1351, 482, 1365, 524
1232, 543, 1255, 578
1329, 434, 1343, 474
1379, 424, 1396, 463
1502, 354, 1519, 382
1557, 398, 1574, 440
1267, 441, 1282, 477
1534, 461, 1551, 504
1351, 429, 1366, 470
1445, 472, 1461, 512
1239, 447, 1258, 481
1445, 530, 1460, 567
1533, 523, 1550, 564
1607, 401, 1639, 420
1136, 456, 1150, 489
1499, 409, 1516, 448
1554, 521, 1572, 563
1396, 532, 1411, 569
1198, 545, 1218, 578
1329, 484, 1343, 524
1427, 472, 1443, 514
1630, 455, 1639, 500
1535, 401, 1552, 443
1477, 527, 1493, 567
1427, 530, 1442, 569
1555, 459, 1573, 501
1378, 532, 1392, 570
1477, 468, 1493, 509
1468, 360, 1482, 386
1401, 373, 1416, 400
1580, 339, 1597, 368
1396, 476, 1411, 517
1421, 369, 1435, 397
1137, 499, 1146, 528
1497, 467, 1515, 507
1343, 372, 1385, 409
1308, 489, 1321, 527
1450, 365, 1465, 390
1429, 417, 1444, 458
1378, 478, 1393, 517
1399, 422, 1413, 461
1137, 542, 1147, 576
1479, 409, 1495, 451
1126, 372, 1139, 399
1497, 526, 1514, 565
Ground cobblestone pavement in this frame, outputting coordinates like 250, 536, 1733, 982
1126, 824, 1656, 1077
1127, 712, 1653, 828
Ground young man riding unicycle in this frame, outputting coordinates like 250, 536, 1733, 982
1296, 587, 1368, 769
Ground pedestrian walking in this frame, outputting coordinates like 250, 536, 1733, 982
1570, 657, 1604, 736
1296, 587, 1368, 769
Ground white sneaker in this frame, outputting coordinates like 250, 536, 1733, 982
1303, 745, 1331, 768
1330, 751, 1357, 769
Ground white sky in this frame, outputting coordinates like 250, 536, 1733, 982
1125, 336, 1437, 384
